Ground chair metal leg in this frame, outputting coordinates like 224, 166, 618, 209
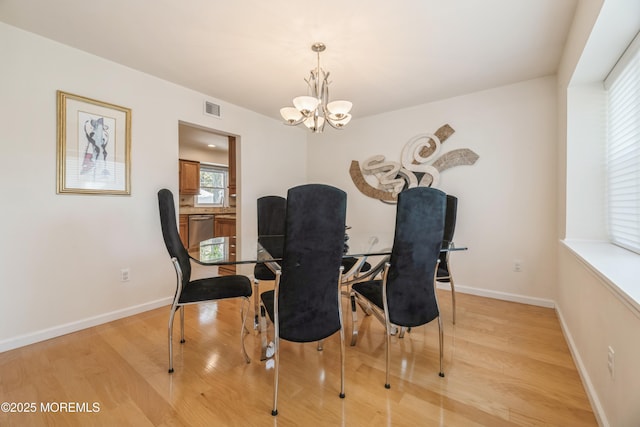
350, 293, 359, 346
359, 300, 373, 316
442, 255, 457, 325
438, 316, 445, 377
339, 313, 346, 399
253, 279, 260, 331
337, 268, 346, 399
400, 326, 412, 337
259, 304, 269, 361
270, 271, 282, 415
167, 258, 185, 374
271, 337, 280, 416
179, 306, 185, 343
168, 306, 178, 374
259, 304, 276, 361
240, 297, 251, 363
384, 324, 391, 389
450, 277, 457, 325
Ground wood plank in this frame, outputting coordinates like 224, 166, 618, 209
0, 291, 597, 426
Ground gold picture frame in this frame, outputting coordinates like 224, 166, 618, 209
57, 91, 131, 195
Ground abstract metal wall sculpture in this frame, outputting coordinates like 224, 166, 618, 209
349, 124, 479, 203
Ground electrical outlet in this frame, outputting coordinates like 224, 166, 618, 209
513, 260, 523, 272
607, 346, 615, 378
121, 268, 130, 282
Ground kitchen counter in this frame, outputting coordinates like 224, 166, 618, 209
179, 207, 236, 215
215, 214, 236, 219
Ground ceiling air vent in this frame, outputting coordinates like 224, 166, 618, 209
204, 101, 221, 118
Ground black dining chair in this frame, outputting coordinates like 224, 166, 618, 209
437, 194, 458, 324
351, 186, 447, 388
253, 195, 287, 330
157, 188, 253, 373
254, 196, 364, 333
259, 184, 347, 416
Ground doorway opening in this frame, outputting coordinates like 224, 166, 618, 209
178, 121, 239, 276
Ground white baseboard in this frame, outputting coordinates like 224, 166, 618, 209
437, 283, 556, 308
555, 305, 608, 427
0, 297, 172, 353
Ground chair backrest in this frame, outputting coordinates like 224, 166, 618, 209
257, 195, 287, 236
158, 188, 191, 286
439, 194, 458, 265
386, 187, 446, 327
277, 184, 347, 343
443, 195, 458, 242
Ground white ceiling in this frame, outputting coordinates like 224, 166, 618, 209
179, 122, 229, 152
0, 0, 578, 121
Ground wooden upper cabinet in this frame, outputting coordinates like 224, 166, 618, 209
227, 136, 236, 199
179, 159, 200, 195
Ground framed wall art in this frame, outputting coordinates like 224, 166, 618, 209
56, 91, 131, 195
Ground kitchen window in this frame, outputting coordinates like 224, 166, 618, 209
196, 164, 228, 206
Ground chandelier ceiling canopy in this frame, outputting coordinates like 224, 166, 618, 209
280, 42, 352, 133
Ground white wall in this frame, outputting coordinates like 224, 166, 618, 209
0, 22, 306, 350
3, 4, 640, 423
565, 83, 607, 240
309, 77, 559, 304
557, 244, 640, 427
555, 0, 640, 425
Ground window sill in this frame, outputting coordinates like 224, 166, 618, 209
562, 239, 640, 317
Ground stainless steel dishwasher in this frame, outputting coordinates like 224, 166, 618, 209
188, 215, 214, 249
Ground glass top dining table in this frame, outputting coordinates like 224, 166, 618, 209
189, 232, 467, 267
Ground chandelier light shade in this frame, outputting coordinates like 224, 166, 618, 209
280, 42, 352, 133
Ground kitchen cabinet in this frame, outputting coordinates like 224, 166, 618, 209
227, 137, 236, 206
215, 215, 236, 275
179, 159, 200, 195
214, 215, 236, 237
179, 215, 188, 248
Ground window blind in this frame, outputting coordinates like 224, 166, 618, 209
605, 31, 640, 254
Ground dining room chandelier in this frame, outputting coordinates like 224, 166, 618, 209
280, 42, 352, 133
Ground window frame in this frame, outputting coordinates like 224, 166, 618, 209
195, 163, 228, 207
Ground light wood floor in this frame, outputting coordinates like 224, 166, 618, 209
0, 288, 597, 426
